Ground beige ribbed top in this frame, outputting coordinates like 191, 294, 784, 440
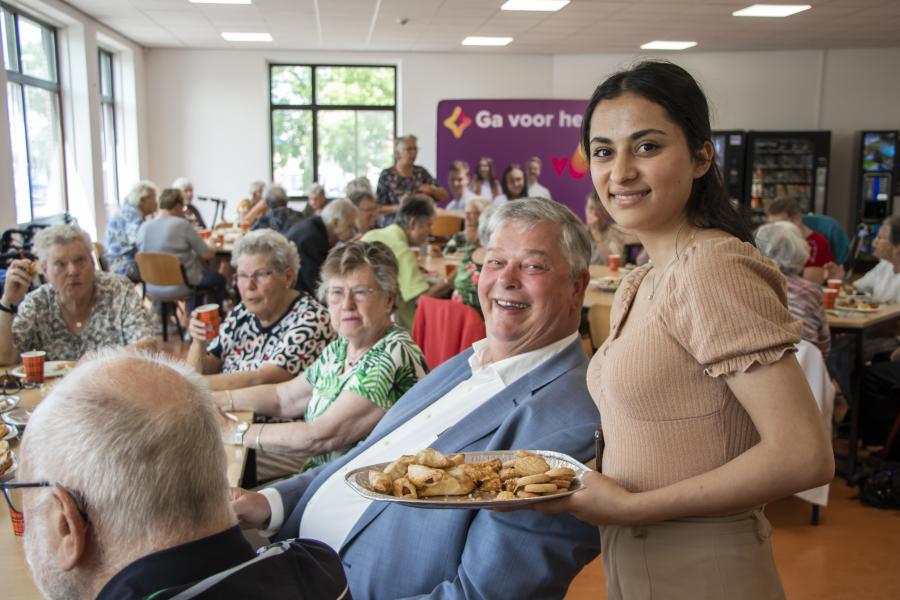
588, 237, 801, 493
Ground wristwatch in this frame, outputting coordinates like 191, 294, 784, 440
233, 421, 250, 446
0, 301, 17, 314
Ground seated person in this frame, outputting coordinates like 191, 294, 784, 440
444, 196, 490, 254
444, 160, 476, 211
187, 230, 335, 391
854, 216, 900, 303
492, 163, 528, 205
585, 190, 626, 265
803, 213, 850, 265
240, 180, 268, 227
14, 350, 347, 600
0, 224, 154, 364
251, 184, 304, 235
304, 182, 329, 218
285, 198, 357, 296
361, 195, 452, 329
860, 348, 900, 456
345, 176, 373, 197
766, 197, 841, 284
231, 198, 602, 599
172, 176, 207, 229
450, 202, 494, 317
348, 189, 378, 239
137, 188, 227, 310
215, 242, 427, 481
104, 180, 158, 280
756, 222, 830, 358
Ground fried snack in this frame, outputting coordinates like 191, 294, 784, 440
498, 467, 518, 481
524, 483, 558, 494
479, 477, 502, 493
418, 475, 476, 497
516, 491, 539, 498
462, 460, 503, 483
551, 479, 572, 489
0, 440, 12, 477
515, 450, 536, 458
0, 422, 8, 439
415, 448, 453, 468
511, 455, 551, 476
393, 477, 417, 499
383, 458, 412, 481
449, 453, 465, 466
515, 473, 551, 487
26, 261, 39, 276
545, 467, 576, 479
368, 470, 393, 494
496, 491, 516, 500
407, 464, 446, 487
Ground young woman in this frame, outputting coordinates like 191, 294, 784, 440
469, 156, 501, 199
533, 61, 834, 599
493, 163, 528, 205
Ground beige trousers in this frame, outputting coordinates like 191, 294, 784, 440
601, 510, 785, 600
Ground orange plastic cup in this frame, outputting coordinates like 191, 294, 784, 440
216, 232, 225, 246
240, 222, 250, 233
199, 230, 212, 240
196, 304, 221, 339
445, 263, 458, 278
823, 288, 838, 309
7, 488, 24, 536
608, 254, 621, 273
21, 350, 46, 384
826, 279, 843, 291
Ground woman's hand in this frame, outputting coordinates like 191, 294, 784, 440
188, 310, 209, 344
529, 471, 639, 526
1, 259, 35, 307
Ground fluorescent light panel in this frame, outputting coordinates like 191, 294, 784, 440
501, 0, 570, 11
462, 36, 513, 46
733, 4, 811, 17
641, 40, 697, 50
190, 0, 252, 4
221, 32, 272, 42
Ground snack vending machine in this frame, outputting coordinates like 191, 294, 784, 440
854, 130, 899, 224
744, 131, 831, 215
711, 130, 746, 205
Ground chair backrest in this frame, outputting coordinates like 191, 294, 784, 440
92, 241, 109, 272
412, 295, 486, 370
430, 215, 464, 240
135, 252, 187, 287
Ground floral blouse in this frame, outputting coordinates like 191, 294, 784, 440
302, 326, 427, 469
12, 272, 154, 361
451, 245, 483, 317
207, 293, 335, 375
104, 203, 145, 279
376, 165, 438, 220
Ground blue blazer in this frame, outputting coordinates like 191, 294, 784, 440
273, 338, 602, 599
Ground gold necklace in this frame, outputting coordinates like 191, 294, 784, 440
646, 223, 697, 301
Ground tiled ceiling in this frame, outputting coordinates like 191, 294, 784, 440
63, 0, 900, 53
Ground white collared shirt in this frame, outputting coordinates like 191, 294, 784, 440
260, 332, 578, 550
854, 259, 900, 303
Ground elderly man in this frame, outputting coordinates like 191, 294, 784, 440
348, 189, 378, 238
11, 351, 348, 599
285, 198, 357, 296
104, 180, 158, 280
304, 182, 329, 218
362, 195, 453, 329
251, 183, 304, 235
233, 197, 602, 599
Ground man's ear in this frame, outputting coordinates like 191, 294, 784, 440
49, 486, 90, 571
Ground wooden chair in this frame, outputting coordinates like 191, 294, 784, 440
91, 242, 109, 272
135, 252, 195, 342
429, 215, 464, 246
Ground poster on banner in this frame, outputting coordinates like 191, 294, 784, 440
436, 99, 594, 215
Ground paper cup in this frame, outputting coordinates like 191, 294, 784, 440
199, 230, 212, 240
7, 487, 24, 537
21, 351, 46, 384
608, 254, 621, 273
196, 304, 221, 339
823, 288, 838, 309
826, 279, 843, 290
240, 222, 250, 233
216, 232, 225, 246
445, 263, 458, 278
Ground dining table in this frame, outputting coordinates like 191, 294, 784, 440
0, 366, 251, 599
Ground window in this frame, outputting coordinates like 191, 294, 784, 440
269, 65, 396, 198
1, 3, 66, 222
98, 49, 119, 206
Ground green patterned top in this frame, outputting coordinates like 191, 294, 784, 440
303, 325, 427, 469
451, 245, 483, 317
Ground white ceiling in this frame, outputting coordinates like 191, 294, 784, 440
63, 0, 900, 54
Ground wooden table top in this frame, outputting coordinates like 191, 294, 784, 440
826, 302, 900, 330
0, 370, 250, 599
584, 264, 620, 309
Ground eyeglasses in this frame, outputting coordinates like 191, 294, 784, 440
326, 286, 377, 305
1, 481, 89, 536
236, 269, 278, 284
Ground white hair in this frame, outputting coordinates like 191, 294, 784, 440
321, 198, 357, 230
395, 134, 417, 153
755, 221, 810, 275
124, 180, 157, 208
345, 176, 373, 196
33, 224, 93, 263
21, 350, 232, 555
307, 182, 325, 198
231, 229, 300, 285
249, 180, 265, 196
171, 176, 192, 191
264, 183, 289, 208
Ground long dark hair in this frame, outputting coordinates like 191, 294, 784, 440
500, 163, 528, 200
580, 60, 753, 243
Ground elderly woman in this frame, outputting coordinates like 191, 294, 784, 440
756, 221, 831, 358
376, 135, 448, 222
172, 176, 206, 229
585, 190, 627, 265
348, 189, 378, 238
216, 241, 427, 480
0, 224, 155, 363
445, 196, 490, 254
187, 230, 335, 391
285, 198, 358, 296
239, 180, 267, 227
451, 202, 494, 317
305, 182, 329, 218
104, 180, 158, 280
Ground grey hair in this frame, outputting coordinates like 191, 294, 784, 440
348, 189, 375, 207
264, 183, 289, 208
321, 198, 357, 230
477, 205, 496, 245
755, 221, 810, 274
395, 134, 417, 153
345, 176, 373, 196
481, 197, 592, 278
317, 241, 400, 310
307, 182, 325, 198
231, 229, 300, 285
464, 196, 491, 214
249, 180, 265, 196
171, 176, 192, 191
395, 194, 435, 228
21, 349, 231, 552
124, 180, 157, 208
33, 224, 93, 263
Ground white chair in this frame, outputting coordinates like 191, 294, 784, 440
793, 339, 835, 524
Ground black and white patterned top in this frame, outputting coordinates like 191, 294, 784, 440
12, 272, 155, 361
207, 293, 335, 375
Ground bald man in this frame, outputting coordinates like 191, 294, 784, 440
13, 350, 347, 600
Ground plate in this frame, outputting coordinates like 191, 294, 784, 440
591, 277, 621, 292
0, 451, 17, 483
1, 423, 17, 441
344, 450, 589, 509
11, 361, 75, 379
0, 395, 19, 413
1, 407, 31, 427
833, 303, 881, 313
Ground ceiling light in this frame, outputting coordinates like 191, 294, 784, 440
221, 32, 272, 42
733, 4, 811, 18
462, 36, 513, 46
190, 0, 252, 4
501, 0, 570, 11
640, 40, 697, 50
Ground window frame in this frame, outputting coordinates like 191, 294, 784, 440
268, 63, 398, 198
1, 1, 68, 223
98, 47, 120, 206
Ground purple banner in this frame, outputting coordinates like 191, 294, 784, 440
436, 99, 593, 216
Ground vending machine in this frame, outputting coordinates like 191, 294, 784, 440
744, 131, 831, 216
854, 130, 899, 224
711, 130, 746, 205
